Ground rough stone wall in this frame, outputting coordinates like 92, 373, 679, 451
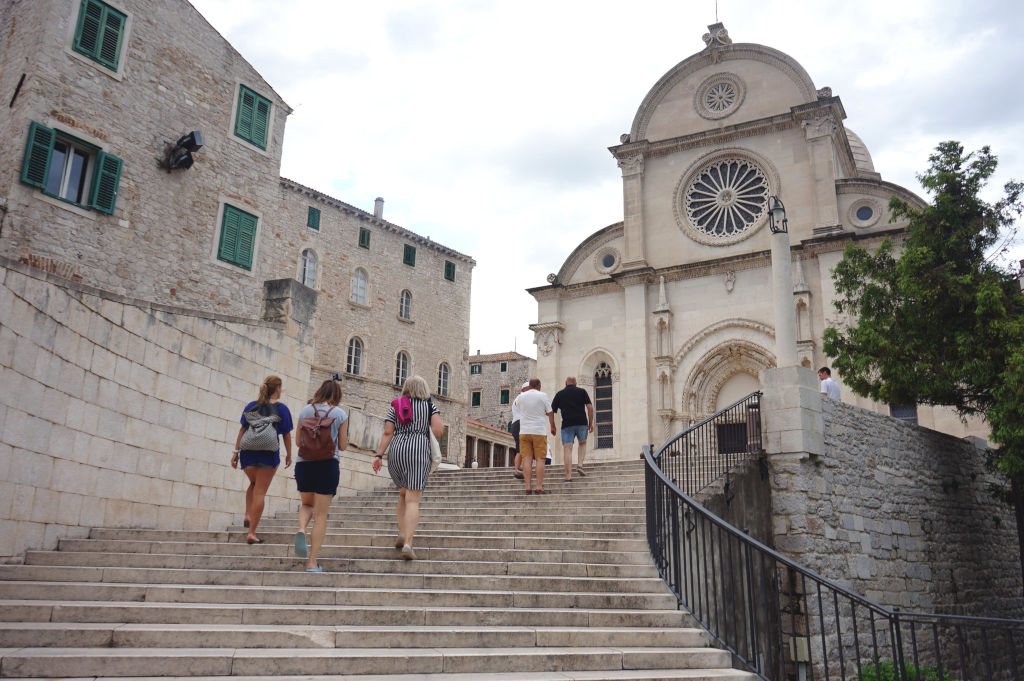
467, 355, 536, 429
771, 395, 1023, 617
269, 181, 474, 467
1, 0, 289, 318
0, 259, 312, 559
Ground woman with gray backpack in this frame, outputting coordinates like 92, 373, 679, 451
231, 375, 294, 545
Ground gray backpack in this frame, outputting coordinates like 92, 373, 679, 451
240, 403, 281, 451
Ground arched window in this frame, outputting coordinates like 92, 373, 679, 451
351, 268, 368, 305
399, 289, 412, 320
299, 249, 317, 287
346, 337, 363, 376
594, 362, 613, 449
395, 351, 409, 386
437, 362, 450, 397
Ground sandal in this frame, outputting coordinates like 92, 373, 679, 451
535, 489, 549, 494
246, 537, 264, 544
524, 489, 534, 495
306, 565, 323, 573
395, 534, 406, 550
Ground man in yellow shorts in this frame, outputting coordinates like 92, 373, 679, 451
512, 378, 555, 494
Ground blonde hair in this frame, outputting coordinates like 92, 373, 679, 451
257, 375, 282, 404
402, 375, 431, 400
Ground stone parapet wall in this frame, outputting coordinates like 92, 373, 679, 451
769, 389, 1022, 617
0, 259, 313, 559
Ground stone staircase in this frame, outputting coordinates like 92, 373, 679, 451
0, 459, 754, 681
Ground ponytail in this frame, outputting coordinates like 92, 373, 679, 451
257, 375, 282, 404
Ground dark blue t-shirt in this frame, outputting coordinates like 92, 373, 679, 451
240, 401, 293, 454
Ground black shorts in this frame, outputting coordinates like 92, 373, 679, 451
511, 420, 521, 453
294, 458, 340, 496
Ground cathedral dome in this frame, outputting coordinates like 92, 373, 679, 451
844, 129, 875, 174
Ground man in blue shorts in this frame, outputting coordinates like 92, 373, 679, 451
551, 376, 594, 482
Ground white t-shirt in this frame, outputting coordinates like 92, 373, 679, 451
820, 377, 841, 400
511, 395, 523, 423
514, 389, 552, 435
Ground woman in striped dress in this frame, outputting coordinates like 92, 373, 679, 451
372, 375, 444, 560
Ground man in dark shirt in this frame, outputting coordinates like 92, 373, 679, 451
550, 376, 594, 482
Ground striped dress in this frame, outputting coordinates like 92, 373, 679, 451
384, 398, 439, 491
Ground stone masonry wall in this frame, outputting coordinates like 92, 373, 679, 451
0, 259, 312, 559
467, 354, 536, 430
770, 395, 1023, 617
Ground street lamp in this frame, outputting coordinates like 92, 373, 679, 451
768, 195, 788, 234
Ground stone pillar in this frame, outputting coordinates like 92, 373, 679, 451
770, 232, 798, 367
802, 114, 841, 230
758, 366, 824, 458
262, 278, 317, 346
617, 153, 647, 269
622, 278, 651, 454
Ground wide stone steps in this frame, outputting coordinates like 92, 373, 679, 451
0, 460, 754, 681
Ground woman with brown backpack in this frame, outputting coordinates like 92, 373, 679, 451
231, 375, 293, 545
292, 378, 348, 572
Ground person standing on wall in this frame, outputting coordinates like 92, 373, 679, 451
293, 378, 348, 573
513, 378, 555, 495
510, 382, 530, 479
372, 375, 444, 560
231, 375, 293, 545
551, 376, 594, 482
818, 367, 841, 400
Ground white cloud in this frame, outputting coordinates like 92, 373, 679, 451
189, 0, 1024, 356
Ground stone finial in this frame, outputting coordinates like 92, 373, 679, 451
817, 87, 833, 99
702, 22, 732, 49
654, 275, 670, 312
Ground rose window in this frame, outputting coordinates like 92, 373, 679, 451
704, 83, 736, 113
684, 159, 769, 239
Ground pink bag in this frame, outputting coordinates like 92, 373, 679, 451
391, 396, 413, 425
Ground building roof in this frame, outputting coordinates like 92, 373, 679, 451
466, 418, 512, 434
280, 177, 476, 265
469, 351, 534, 363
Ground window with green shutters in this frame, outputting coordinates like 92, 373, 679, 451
217, 204, 258, 270
234, 85, 272, 150
307, 206, 320, 230
444, 260, 456, 281
403, 244, 416, 267
20, 122, 123, 214
471, 391, 481, 407
73, 0, 126, 71
500, 389, 510, 405
358, 227, 371, 249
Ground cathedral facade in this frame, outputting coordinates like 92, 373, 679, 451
529, 24, 982, 460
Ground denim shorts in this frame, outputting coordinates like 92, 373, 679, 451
294, 458, 340, 496
240, 451, 280, 469
560, 424, 589, 444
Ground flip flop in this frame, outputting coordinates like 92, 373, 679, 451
294, 531, 308, 558
306, 565, 323, 573
246, 537, 264, 544
562, 479, 572, 483
535, 489, 549, 494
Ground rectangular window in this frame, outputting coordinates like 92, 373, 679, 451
234, 85, 272, 150
359, 227, 371, 249
217, 204, 258, 270
307, 206, 320, 230
444, 260, 456, 281
20, 122, 122, 214
500, 389, 510, 405
499, 362, 507, 372
889, 404, 919, 426
471, 391, 481, 407
73, 0, 126, 71
470, 364, 481, 375
403, 244, 416, 267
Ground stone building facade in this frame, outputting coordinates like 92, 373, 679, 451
466, 351, 536, 430
0, 0, 472, 557
270, 180, 474, 461
528, 23, 986, 461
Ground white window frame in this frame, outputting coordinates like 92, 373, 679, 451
437, 362, 450, 397
299, 249, 317, 288
399, 289, 412, 320
395, 351, 410, 386
346, 337, 363, 376
351, 267, 368, 305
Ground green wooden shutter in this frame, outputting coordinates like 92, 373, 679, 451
21, 122, 56, 188
252, 98, 270, 149
235, 89, 255, 141
403, 244, 416, 266
89, 151, 122, 214
218, 205, 257, 270
73, 0, 103, 58
307, 206, 320, 230
444, 260, 456, 281
359, 227, 371, 249
234, 86, 271, 149
97, 7, 124, 69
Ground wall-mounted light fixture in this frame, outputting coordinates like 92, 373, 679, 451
767, 195, 788, 234
166, 131, 203, 172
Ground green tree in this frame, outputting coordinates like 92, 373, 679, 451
823, 141, 1024, 578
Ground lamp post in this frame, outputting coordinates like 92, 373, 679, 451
768, 196, 798, 367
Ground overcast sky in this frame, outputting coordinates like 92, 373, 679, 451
189, 0, 1024, 358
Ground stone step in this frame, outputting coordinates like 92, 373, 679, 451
0, 565, 669, 594
356, 481, 647, 495
0, 581, 678, 610
0, 600, 693, 627
0, 672, 752, 681
0, 645, 731, 677
24, 552, 658, 578
0, 623, 710, 649
51, 540, 652, 565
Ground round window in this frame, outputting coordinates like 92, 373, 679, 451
684, 158, 769, 239
856, 206, 873, 221
602, 254, 616, 268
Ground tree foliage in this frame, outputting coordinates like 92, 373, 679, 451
823, 142, 1024, 568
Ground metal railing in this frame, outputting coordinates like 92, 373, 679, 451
644, 392, 1024, 681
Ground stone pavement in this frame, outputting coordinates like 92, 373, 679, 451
0, 459, 754, 681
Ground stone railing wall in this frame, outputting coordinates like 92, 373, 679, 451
0, 259, 316, 559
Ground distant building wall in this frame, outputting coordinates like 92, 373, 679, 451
467, 352, 536, 430
0, 259, 313, 559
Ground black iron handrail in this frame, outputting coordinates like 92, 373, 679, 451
644, 392, 1024, 681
